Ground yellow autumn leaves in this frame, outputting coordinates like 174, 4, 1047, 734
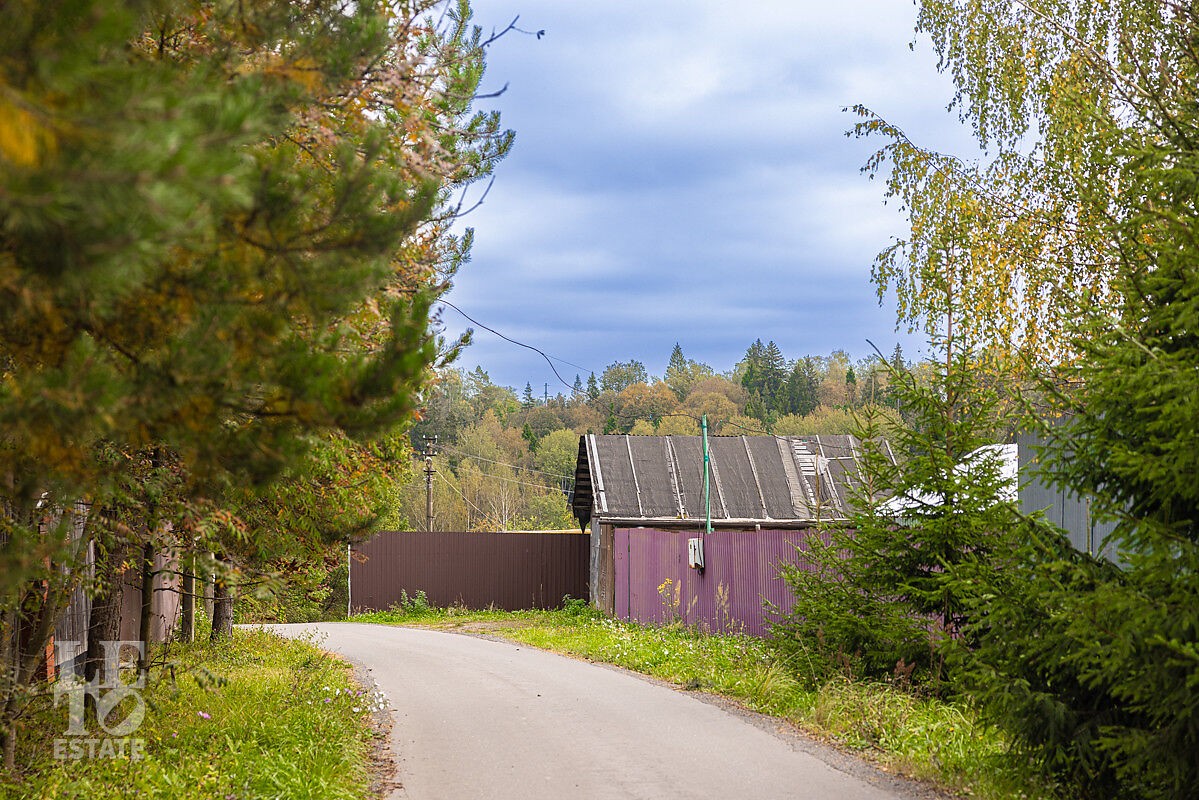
0, 89, 56, 168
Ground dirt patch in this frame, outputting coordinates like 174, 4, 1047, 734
348, 661, 403, 800
401, 618, 534, 634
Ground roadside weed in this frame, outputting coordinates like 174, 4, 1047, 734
4, 630, 377, 800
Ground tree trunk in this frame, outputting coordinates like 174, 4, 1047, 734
137, 541, 155, 671
180, 553, 194, 643
210, 556, 235, 642
85, 540, 127, 684
204, 552, 214, 621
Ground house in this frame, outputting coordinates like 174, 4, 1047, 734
571, 433, 886, 634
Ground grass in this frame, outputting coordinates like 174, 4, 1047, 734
356, 599, 1051, 800
2, 628, 384, 800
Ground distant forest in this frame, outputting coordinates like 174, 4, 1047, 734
398, 342, 913, 531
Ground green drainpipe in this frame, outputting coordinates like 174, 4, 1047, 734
702, 414, 712, 535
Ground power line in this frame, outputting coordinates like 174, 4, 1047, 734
433, 468, 488, 521
438, 298, 593, 393
438, 444, 573, 481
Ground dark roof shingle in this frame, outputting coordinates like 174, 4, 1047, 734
573, 433, 884, 529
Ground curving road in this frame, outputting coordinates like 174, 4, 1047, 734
267, 623, 942, 800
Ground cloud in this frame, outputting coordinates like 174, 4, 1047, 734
443, 1, 962, 389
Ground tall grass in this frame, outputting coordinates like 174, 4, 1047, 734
3, 629, 382, 800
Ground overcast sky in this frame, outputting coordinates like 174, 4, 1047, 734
437, 1, 978, 393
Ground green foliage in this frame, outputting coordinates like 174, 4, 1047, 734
397, 589, 434, 616
237, 561, 349, 624
559, 594, 599, 619
775, 342, 1018, 686
533, 429, 580, 481
948, 17, 1199, 792
599, 360, 648, 394
0, 0, 509, 763
948, 523, 1130, 797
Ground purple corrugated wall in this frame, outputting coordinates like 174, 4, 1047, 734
614, 528, 832, 637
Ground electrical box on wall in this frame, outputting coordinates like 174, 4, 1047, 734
687, 537, 705, 570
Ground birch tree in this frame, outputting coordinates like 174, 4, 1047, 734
862, 0, 1184, 367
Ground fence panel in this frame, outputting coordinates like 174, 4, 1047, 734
350, 531, 590, 612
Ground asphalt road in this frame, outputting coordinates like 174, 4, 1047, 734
267, 623, 943, 800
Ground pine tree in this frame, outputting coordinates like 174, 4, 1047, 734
0, 0, 511, 764
586, 373, 600, 403
522, 382, 536, 408
665, 343, 689, 400
785, 358, 820, 417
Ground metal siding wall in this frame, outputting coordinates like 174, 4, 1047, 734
614, 528, 629, 619
1016, 432, 1123, 563
350, 531, 590, 612
616, 528, 826, 637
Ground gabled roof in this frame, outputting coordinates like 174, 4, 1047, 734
572, 434, 883, 529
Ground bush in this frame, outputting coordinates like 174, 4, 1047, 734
236, 561, 349, 624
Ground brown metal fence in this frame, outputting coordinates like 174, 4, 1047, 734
350, 531, 590, 612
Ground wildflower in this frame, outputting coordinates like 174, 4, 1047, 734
198, 711, 211, 720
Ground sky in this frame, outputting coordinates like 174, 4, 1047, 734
436, 0, 979, 394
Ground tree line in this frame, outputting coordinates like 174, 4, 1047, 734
401, 340, 918, 531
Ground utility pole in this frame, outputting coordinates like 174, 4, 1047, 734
422, 435, 437, 531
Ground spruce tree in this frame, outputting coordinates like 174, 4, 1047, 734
776, 337, 1017, 684
953, 29, 1199, 791
761, 340, 787, 411
665, 343, 689, 400
739, 339, 766, 398
786, 358, 820, 417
